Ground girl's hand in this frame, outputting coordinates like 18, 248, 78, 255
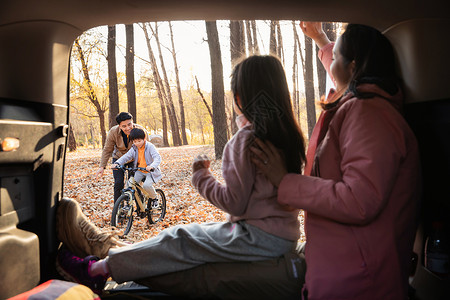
250, 139, 287, 187
193, 154, 211, 173
146, 166, 154, 172
300, 21, 331, 49
111, 163, 118, 169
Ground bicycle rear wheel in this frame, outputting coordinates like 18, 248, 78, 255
111, 194, 134, 236
147, 189, 166, 224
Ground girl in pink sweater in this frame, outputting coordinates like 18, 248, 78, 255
56, 55, 307, 293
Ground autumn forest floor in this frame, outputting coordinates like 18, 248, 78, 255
64, 145, 304, 244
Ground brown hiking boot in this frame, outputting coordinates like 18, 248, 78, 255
56, 198, 127, 259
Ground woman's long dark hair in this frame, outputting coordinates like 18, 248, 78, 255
339, 24, 400, 98
231, 55, 306, 173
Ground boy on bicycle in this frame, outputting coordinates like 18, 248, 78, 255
111, 128, 162, 201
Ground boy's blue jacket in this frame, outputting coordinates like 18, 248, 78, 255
115, 141, 162, 183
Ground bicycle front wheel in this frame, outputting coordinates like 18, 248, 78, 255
147, 189, 166, 224
111, 194, 134, 236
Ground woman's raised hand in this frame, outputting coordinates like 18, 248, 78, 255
250, 139, 287, 187
300, 21, 331, 49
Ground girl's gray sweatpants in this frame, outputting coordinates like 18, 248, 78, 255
107, 221, 295, 283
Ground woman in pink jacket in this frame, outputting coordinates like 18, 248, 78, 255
252, 23, 421, 299
56, 55, 307, 293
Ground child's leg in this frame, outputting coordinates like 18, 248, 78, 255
133, 170, 145, 183
89, 258, 110, 277
134, 171, 157, 198
56, 248, 109, 294
107, 221, 295, 283
143, 173, 157, 198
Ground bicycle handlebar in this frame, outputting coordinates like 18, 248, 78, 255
113, 165, 154, 172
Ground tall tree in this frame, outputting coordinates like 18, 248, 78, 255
304, 31, 316, 138
205, 21, 228, 159
317, 22, 336, 99
107, 25, 119, 128
74, 38, 107, 146
269, 21, 277, 55
141, 23, 169, 146
276, 21, 285, 64
152, 22, 182, 146
230, 20, 245, 134
125, 24, 137, 120
230, 21, 245, 62
245, 20, 253, 55
251, 21, 260, 54
169, 21, 188, 145
293, 22, 308, 126
292, 21, 299, 121
325, 22, 337, 41
68, 124, 77, 151
194, 76, 213, 119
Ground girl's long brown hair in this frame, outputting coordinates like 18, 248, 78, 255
231, 55, 306, 173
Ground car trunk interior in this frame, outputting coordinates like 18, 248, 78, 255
1, 0, 450, 298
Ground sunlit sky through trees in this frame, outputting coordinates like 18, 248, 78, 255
78, 20, 334, 94
69, 20, 339, 147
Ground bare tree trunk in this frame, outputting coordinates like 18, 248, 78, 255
230, 20, 245, 135
294, 24, 306, 75
196, 105, 205, 144
269, 21, 277, 55
141, 23, 169, 146
89, 124, 95, 148
317, 22, 336, 99
205, 21, 228, 159
294, 22, 307, 125
245, 20, 253, 55
304, 34, 316, 138
125, 24, 137, 120
169, 21, 188, 145
276, 21, 284, 64
68, 124, 77, 151
328, 22, 337, 41
251, 21, 260, 54
75, 38, 107, 146
152, 22, 182, 146
194, 76, 213, 119
316, 49, 327, 99
292, 22, 299, 121
230, 21, 245, 63
107, 25, 119, 128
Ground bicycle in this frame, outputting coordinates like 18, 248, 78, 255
111, 165, 166, 236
